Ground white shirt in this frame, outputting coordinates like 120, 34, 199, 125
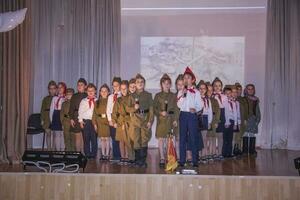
106, 91, 121, 122
225, 98, 238, 126
201, 96, 213, 124
78, 97, 97, 122
233, 99, 241, 125
49, 95, 65, 122
177, 86, 203, 113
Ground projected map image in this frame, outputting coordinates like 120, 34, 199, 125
141, 37, 245, 89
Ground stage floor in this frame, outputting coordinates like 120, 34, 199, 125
0, 149, 299, 176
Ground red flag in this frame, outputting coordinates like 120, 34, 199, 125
165, 137, 178, 172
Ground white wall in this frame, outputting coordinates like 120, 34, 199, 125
121, 1, 267, 147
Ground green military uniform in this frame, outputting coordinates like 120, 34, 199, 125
40, 95, 53, 130
125, 90, 154, 149
112, 96, 130, 142
112, 95, 135, 160
245, 97, 261, 134
60, 100, 75, 151
153, 91, 179, 138
68, 92, 87, 133
234, 96, 249, 144
92, 98, 110, 138
207, 97, 220, 137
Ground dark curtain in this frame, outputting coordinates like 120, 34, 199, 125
262, 0, 300, 150
0, 0, 32, 163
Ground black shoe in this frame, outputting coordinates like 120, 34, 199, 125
159, 159, 165, 168
178, 162, 185, 167
192, 163, 199, 168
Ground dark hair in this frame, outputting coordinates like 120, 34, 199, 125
66, 88, 75, 94
121, 80, 129, 87
87, 83, 97, 91
48, 80, 57, 89
135, 73, 146, 83
78, 78, 87, 86
129, 78, 136, 85
212, 77, 223, 87
223, 85, 232, 93
97, 84, 110, 107
175, 74, 184, 85
112, 77, 121, 85
58, 82, 67, 95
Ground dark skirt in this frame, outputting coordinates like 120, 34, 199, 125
50, 110, 63, 131
216, 108, 225, 133
198, 114, 209, 131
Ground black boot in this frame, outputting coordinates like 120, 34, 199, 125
249, 137, 257, 155
139, 147, 148, 168
134, 149, 140, 166
242, 137, 250, 154
233, 144, 239, 156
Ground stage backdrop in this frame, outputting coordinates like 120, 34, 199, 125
121, 0, 267, 147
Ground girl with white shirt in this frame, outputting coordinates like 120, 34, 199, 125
49, 82, 66, 151
197, 81, 213, 163
212, 77, 229, 159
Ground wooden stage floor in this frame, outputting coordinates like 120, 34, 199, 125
0, 149, 299, 176
0, 149, 300, 200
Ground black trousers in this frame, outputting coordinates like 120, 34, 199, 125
222, 120, 234, 157
82, 120, 97, 158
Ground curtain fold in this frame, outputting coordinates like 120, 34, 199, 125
262, 0, 300, 150
31, 0, 121, 113
0, 0, 32, 163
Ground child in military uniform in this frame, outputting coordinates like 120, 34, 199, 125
93, 84, 111, 160
125, 74, 154, 167
50, 82, 67, 151
231, 85, 243, 156
69, 78, 87, 153
206, 82, 220, 160
60, 88, 75, 151
107, 77, 122, 162
234, 83, 248, 155
243, 84, 261, 155
40, 80, 57, 150
177, 67, 203, 167
128, 78, 136, 94
112, 80, 133, 164
154, 74, 179, 167
78, 83, 98, 159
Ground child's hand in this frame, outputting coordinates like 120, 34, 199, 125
122, 124, 125, 131
80, 122, 85, 129
161, 111, 167, 117
70, 119, 75, 127
146, 122, 152, 129
134, 104, 140, 110
214, 123, 218, 128
109, 121, 114, 126
94, 125, 97, 131
189, 108, 196, 113
114, 123, 118, 129
208, 124, 211, 130
172, 121, 177, 127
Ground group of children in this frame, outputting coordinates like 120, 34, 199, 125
40, 67, 261, 168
